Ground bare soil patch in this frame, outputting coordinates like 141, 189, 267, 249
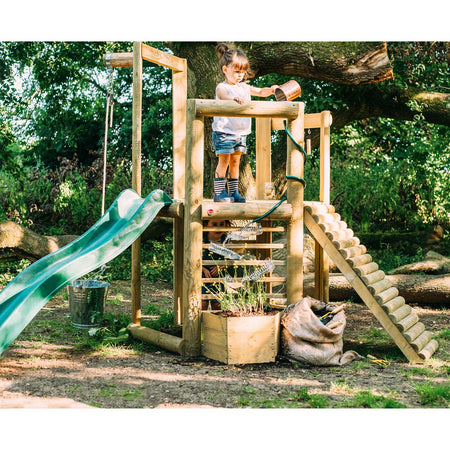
0, 280, 449, 409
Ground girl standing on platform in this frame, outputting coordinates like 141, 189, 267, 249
212, 43, 278, 203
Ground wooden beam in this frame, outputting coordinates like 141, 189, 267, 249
286, 104, 305, 305
142, 43, 186, 72
182, 100, 204, 357
202, 199, 292, 220
272, 113, 323, 130
194, 99, 300, 119
128, 324, 185, 354
104, 45, 185, 72
256, 118, 272, 199
131, 42, 143, 326
172, 57, 187, 327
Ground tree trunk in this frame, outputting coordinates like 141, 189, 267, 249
168, 41, 395, 197
0, 218, 173, 262
304, 273, 450, 306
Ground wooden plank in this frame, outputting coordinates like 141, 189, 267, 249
272, 113, 322, 130
256, 118, 272, 199
304, 209, 423, 364
182, 100, 204, 357
320, 111, 331, 204
202, 260, 286, 266
194, 99, 300, 119
202, 225, 285, 233
131, 42, 143, 326
202, 200, 292, 220
202, 243, 285, 249
128, 324, 184, 354
142, 43, 186, 72
172, 56, 187, 327
286, 105, 304, 305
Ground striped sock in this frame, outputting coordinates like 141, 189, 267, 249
228, 178, 239, 195
214, 177, 226, 196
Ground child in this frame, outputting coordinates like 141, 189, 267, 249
212, 43, 278, 203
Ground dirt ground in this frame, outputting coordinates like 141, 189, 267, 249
0, 280, 449, 410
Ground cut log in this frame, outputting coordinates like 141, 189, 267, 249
303, 273, 450, 306
0, 217, 173, 262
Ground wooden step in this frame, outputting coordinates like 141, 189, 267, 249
403, 322, 426, 343
395, 313, 419, 333
332, 237, 360, 250
360, 270, 385, 286
354, 262, 379, 276
347, 254, 373, 268
340, 245, 367, 259
367, 279, 393, 295
381, 296, 405, 314
418, 339, 439, 360
388, 304, 412, 323
374, 287, 400, 305
411, 331, 432, 353
312, 212, 341, 223
326, 229, 354, 241
304, 203, 335, 214
319, 221, 348, 233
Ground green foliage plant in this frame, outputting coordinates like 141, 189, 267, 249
205, 264, 270, 315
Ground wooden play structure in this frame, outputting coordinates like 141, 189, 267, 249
105, 42, 438, 364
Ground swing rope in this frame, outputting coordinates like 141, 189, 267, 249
251, 120, 308, 224
101, 67, 115, 216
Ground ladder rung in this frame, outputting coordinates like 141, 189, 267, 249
202, 243, 284, 249
202, 226, 285, 232
411, 331, 432, 353
202, 260, 285, 266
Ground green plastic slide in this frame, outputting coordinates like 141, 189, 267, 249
0, 189, 172, 355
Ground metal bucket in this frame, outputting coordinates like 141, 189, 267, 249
275, 80, 302, 101
67, 280, 110, 329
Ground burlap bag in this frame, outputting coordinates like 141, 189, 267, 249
281, 296, 360, 366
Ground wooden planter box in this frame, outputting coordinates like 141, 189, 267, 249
201, 311, 281, 364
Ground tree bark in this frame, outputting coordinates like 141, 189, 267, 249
0, 218, 173, 262
238, 41, 394, 85
168, 41, 395, 198
304, 273, 450, 306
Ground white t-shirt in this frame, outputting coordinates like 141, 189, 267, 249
212, 82, 251, 136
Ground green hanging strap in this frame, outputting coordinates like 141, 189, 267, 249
251, 120, 308, 224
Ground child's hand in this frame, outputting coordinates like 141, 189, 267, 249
233, 96, 245, 104
270, 85, 279, 94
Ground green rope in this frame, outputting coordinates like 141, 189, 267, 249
251, 120, 308, 224
284, 120, 308, 160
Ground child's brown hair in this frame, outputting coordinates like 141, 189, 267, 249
215, 43, 250, 77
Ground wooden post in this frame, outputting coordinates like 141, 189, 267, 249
182, 100, 204, 356
255, 118, 272, 199
315, 111, 332, 302
255, 118, 273, 286
286, 104, 304, 305
131, 42, 143, 325
172, 60, 187, 325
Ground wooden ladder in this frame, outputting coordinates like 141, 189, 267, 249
304, 203, 439, 363
201, 222, 287, 304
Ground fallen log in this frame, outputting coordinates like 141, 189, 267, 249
304, 273, 450, 306
0, 217, 173, 262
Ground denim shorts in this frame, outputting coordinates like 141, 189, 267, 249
213, 132, 248, 155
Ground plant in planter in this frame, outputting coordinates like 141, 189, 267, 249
201, 264, 281, 365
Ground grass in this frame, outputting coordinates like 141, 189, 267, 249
415, 383, 450, 406
237, 386, 329, 408
342, 390, 406, 408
